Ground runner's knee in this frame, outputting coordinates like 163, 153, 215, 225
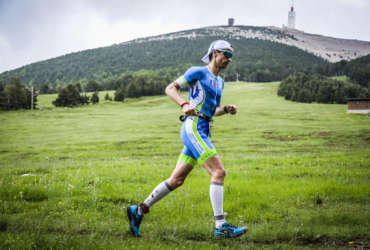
174, 178, 185, 188
213, 168, 226, 179
168, 176, 185, 189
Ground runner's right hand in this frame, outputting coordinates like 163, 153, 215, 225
182, 104, 197, 116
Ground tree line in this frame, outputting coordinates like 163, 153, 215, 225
53, 72, 170, 107
52, 84, 99, 107
278, 72, 369, 104
277, 54, 370, 104
328, 54, 370, 88
0, 30, 329, 88
0, 78, 37, 110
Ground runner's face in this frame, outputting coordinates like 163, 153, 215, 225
214, 49, 232, 69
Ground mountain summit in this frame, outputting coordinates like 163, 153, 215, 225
131, 25, 370, 62
1, 25, 369, 86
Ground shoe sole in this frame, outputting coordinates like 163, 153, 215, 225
127, 206, 140, 237
215, 228, 248, 239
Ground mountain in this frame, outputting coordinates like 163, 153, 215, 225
271, 27, 370, 62
1, 25, 369, 87
133, 25, 370, 62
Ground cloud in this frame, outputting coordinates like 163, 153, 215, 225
337, 0, 368, 8
0, 35, 10, 48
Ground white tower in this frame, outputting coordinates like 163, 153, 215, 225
287, 0, 296, 29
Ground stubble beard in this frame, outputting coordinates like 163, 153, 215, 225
220, 62, 229, 69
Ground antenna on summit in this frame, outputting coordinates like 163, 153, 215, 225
287, 0, 296, 29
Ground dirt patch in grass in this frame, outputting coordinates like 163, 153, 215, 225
245, 237, 369, 248
324, 142, 348, 147
290, 173, 311, 178
262, 131, 298, 141
317, 131, 336, 137
359, 129, 370, 144
0, 219, 7, 232
262, 135, 298, 141
184, 235, 209, 242
295, 236, 369, 249
99, 197, 132, 204
0, 186, 48, 202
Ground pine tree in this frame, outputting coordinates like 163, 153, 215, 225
91, 91, 99, 104
86, 80, 100, 92
53, 84, 83, 107
2, 77, 37, 110
104, 93, 112, 101
0, 81, 7, 110
114, 86, 125, 102
125, 82, 141, 98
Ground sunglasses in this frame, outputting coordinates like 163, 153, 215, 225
217, 50, 233, 59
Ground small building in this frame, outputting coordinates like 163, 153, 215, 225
228, 18, 234, 26
347, 98, 370, 114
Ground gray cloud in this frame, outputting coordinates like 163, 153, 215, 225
1, 0, 369, 73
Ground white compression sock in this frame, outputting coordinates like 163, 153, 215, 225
210, 181, 226, 228
142, 181, 173, 208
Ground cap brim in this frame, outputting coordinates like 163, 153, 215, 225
201, 54, 210, 64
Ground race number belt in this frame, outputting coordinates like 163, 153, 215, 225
179, 113, 213, 122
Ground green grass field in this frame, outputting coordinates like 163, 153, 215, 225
0, 82, 369, 249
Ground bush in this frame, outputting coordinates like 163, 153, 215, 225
53, 84, 83, 107
80, 94, 90, 105
104, 93, 112, 101
0, 81, 6, 109
91, 92, 99, 104
85, 80, 100, 92
114, 87, 125, 102
125, 82, 141, 98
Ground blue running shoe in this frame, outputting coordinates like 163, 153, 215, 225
127, 205, 143, 237
214, 222, 248, 239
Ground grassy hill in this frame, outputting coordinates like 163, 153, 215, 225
0, 26, 328, 87
0, 82, 369, 249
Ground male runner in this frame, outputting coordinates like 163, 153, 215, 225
127, 40, 247, 239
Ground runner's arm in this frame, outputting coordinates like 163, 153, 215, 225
165, 81, 186, 106
214, 105, 237, 116
165, 81, 197, 116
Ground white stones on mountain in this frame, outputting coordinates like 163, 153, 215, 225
123, 26, 370, 63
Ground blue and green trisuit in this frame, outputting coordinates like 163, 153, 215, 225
176, 66, 224, 166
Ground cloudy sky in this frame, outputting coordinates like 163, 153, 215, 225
0, 0, 369, 73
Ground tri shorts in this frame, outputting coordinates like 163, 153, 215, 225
178, 116, 217, 166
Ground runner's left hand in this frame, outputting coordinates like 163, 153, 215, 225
227, 105, 237, 115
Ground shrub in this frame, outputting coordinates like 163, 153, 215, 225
53, 84, 83, 107
114, 86, 125, 102
91, 92, 99, 104
104, 93, 112, 101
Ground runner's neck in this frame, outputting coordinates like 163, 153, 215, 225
207, 63, 220, 77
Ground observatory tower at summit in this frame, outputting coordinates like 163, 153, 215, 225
287, 0, 296, 29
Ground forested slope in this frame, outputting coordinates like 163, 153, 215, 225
0, 26, 328, 88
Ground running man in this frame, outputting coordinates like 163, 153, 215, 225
127, 40, 247, 239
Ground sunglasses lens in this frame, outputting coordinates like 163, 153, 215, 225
224, 51, 232, 59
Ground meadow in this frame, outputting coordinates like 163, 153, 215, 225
0, 82, 369, 249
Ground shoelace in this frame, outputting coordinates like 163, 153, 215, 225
223, 223, 236, 229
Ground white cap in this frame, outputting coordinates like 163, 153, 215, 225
201, 40, 233, 64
